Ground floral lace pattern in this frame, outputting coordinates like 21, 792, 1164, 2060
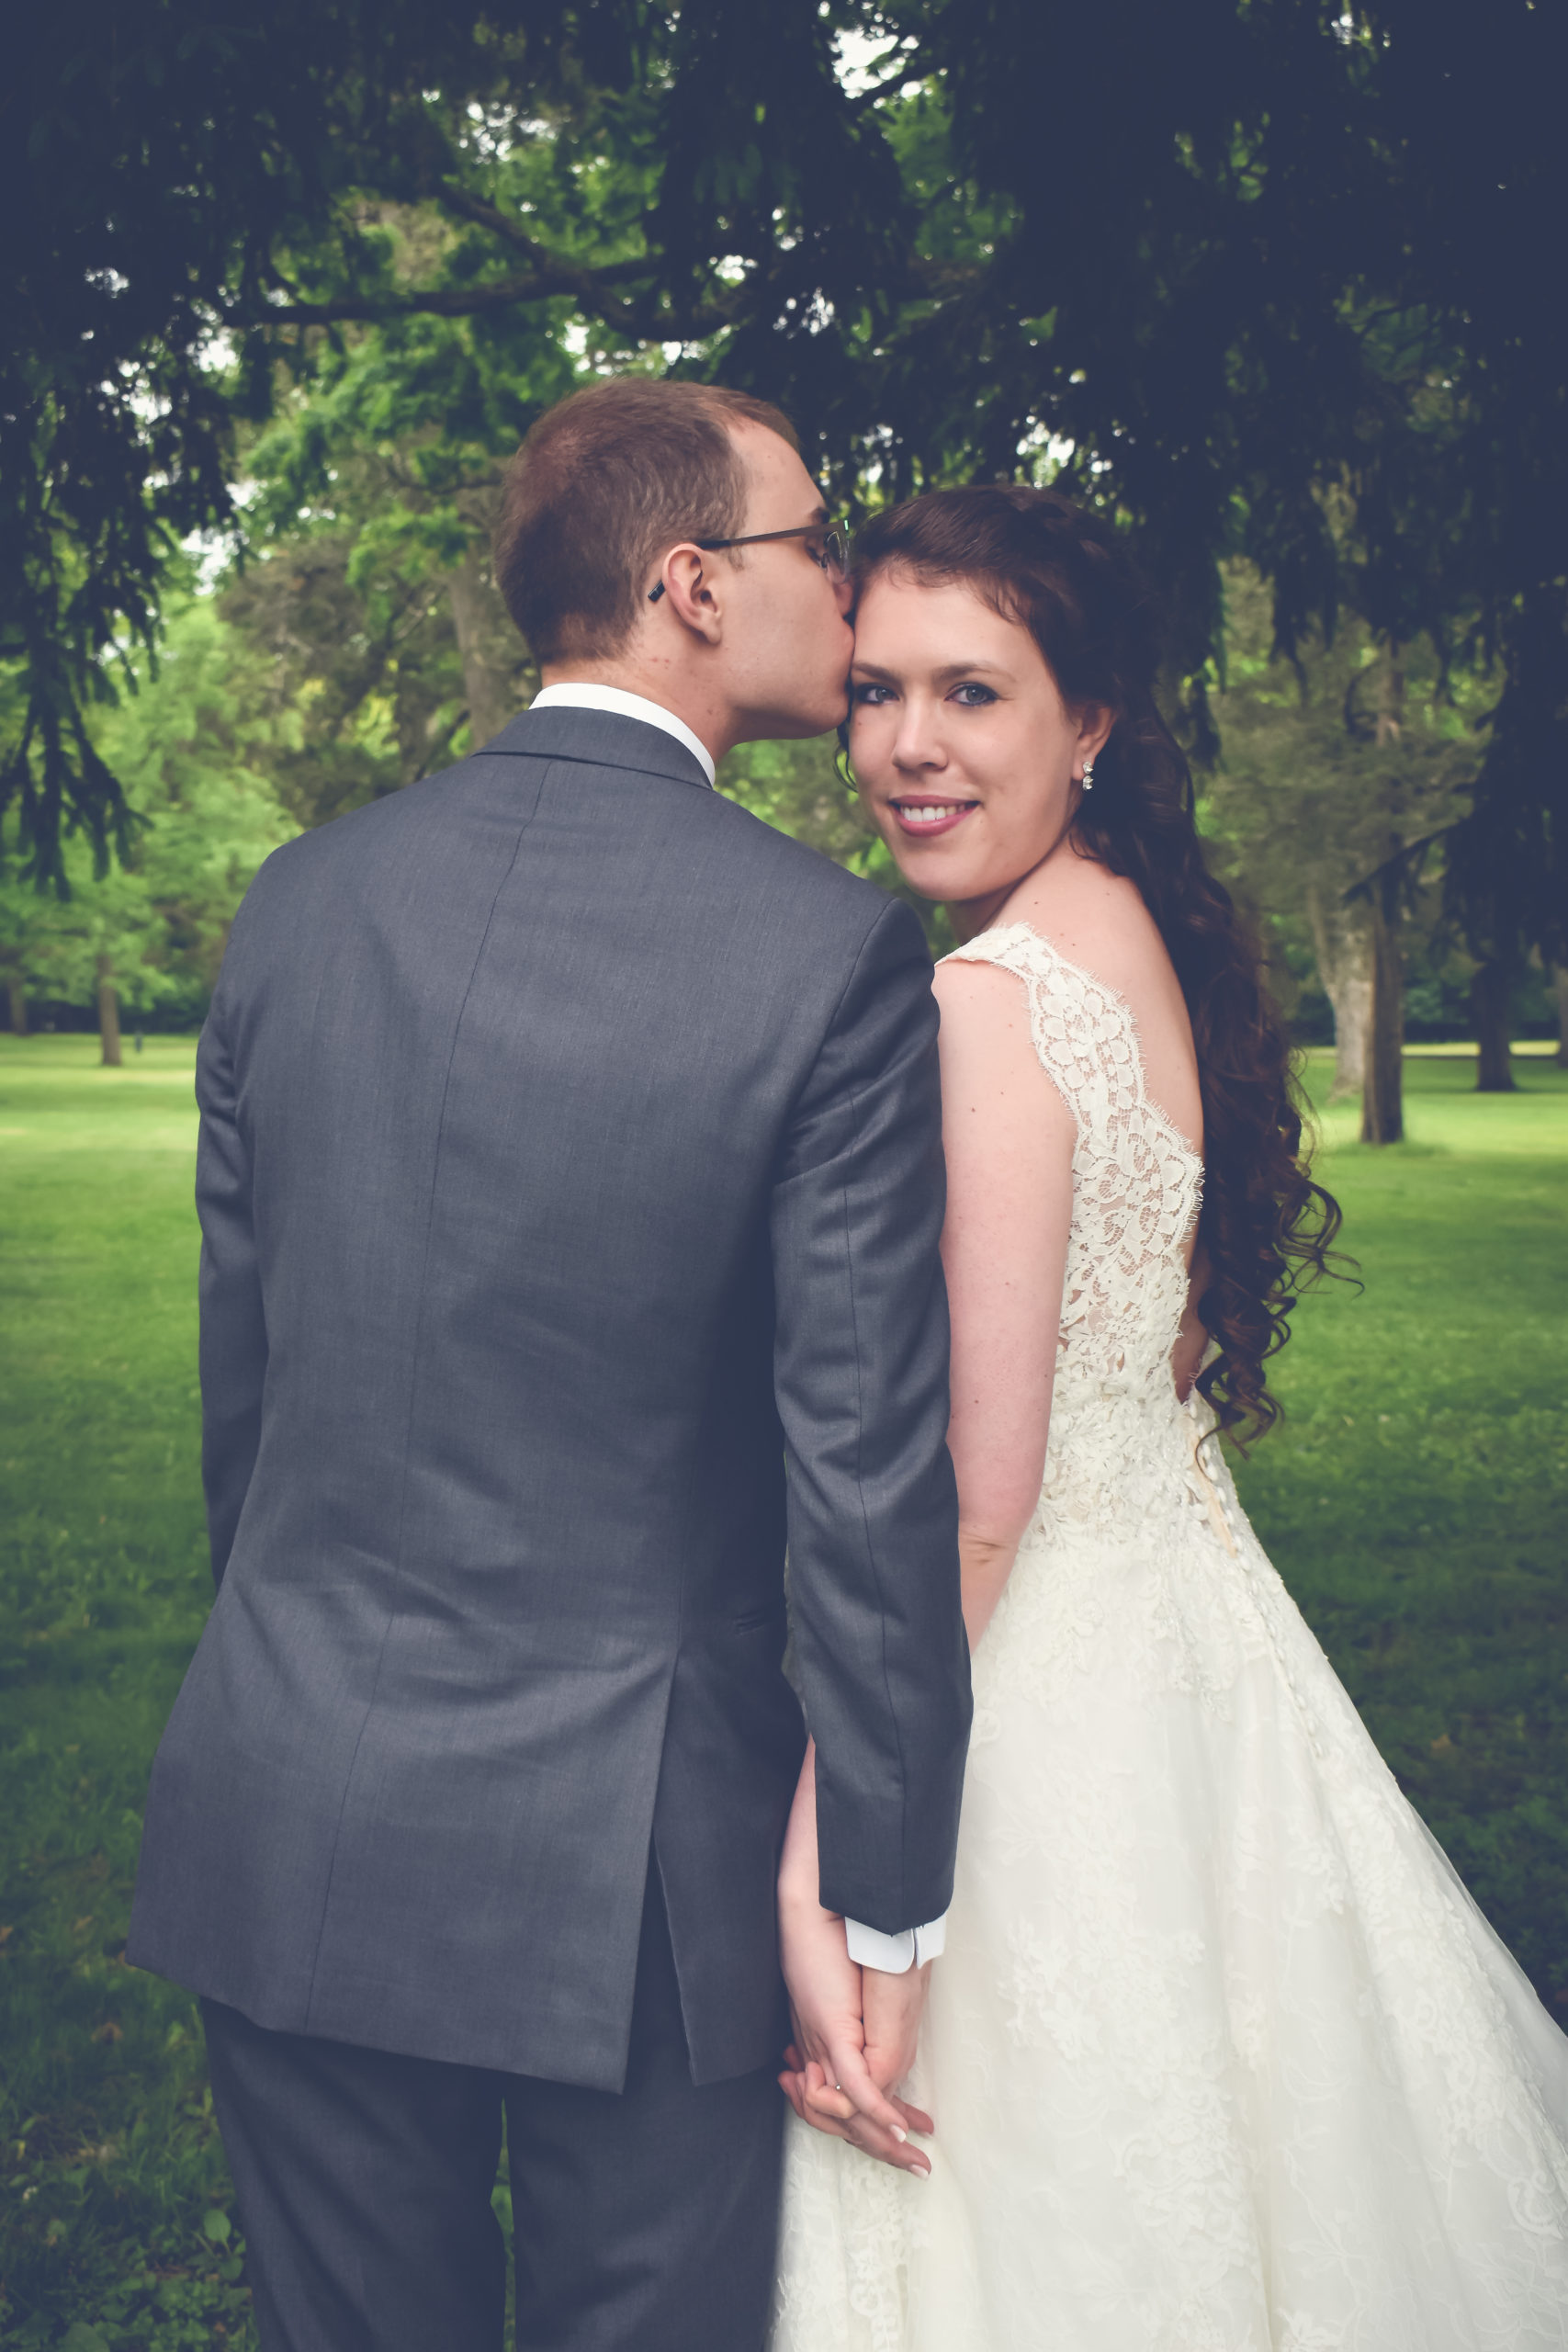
773, 924, 1568, 2351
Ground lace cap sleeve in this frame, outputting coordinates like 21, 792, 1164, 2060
943, 922, 1145, 1145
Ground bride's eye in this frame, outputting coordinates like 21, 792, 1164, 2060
951, 682, 998, 707
852, 682, 897, 706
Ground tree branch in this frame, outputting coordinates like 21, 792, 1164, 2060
438, 186, 587, 270
226, 258, 746, 343
225, 275, 583, 325
437, 186, 664, 307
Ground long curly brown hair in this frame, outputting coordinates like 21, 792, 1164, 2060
853, 482, 1345, 1444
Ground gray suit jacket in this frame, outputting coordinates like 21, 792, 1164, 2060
128, 707, 971, 2091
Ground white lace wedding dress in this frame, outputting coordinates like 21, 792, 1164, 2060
773, 922, 1568, 2352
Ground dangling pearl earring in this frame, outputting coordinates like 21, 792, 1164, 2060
1080, 758, 1095, 793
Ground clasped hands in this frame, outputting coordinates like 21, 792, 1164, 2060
775, 1743, 934, 2179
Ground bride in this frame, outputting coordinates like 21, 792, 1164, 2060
771, 484, 1568, 2349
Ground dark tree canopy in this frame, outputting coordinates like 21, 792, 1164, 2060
3, 0, 637, 881
5, 0, 1563, 973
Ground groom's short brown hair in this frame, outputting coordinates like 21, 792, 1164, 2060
495, 379, 800, 665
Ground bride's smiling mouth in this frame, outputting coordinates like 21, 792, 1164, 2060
888, 796, 980, 838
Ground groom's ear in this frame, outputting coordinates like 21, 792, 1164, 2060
651, 544, 726, 645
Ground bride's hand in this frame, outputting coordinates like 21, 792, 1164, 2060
780, 2041, 934, 2173
776, 1744, 934, 2176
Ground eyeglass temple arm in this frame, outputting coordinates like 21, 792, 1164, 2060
649, 520, 840, 599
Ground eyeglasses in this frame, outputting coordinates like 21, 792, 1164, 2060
648, 521, 850, 601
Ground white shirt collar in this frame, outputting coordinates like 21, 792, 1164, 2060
528, 684, 716, 788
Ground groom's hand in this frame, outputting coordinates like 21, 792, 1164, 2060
777, 1890, 934, 2177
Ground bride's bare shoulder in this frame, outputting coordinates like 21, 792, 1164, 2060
931, 953, 1075, 1137
931, 948, 1029, 1035
1012, 851, 1177, 1006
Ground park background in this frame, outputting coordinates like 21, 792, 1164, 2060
3, 3, 1566, 2346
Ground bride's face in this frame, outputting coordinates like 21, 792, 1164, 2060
849, 569, 1106, 915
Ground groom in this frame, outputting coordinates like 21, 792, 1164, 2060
128, 377, 972, 2350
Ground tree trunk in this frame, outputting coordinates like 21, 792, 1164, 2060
1553, 965, 1568, 1069
1306, 884, 1371, 1099
6, 978, 26, 1035
1359, 647, 1406, 1145
96, 953, 122, 1068
446, 531, 526, 752
1359, 866, 1404, 1143
1470, 959, 1516, 1091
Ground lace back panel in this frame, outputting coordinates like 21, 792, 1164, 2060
945, 922, 1202, 1398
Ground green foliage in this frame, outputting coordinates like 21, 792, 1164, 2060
1210, 561, 1486, 870
717, 740, 869, 868
35, 867, 166, 1026
0, 871, 73, 1009
6, 597, 299, 1028
209, 110, 660, 808
215, 531, 473, 829
3, 1036, 1564, 2343
212, 182, 595, 819
2, 0, 641, 879
89, 600, 298, 1000
7, 0, 1565, 989
1202, 560, 1488, 1029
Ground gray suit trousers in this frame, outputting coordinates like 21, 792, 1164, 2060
202, 1865, 782, 2352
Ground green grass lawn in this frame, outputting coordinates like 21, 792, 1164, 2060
3, 1033, 1566, 2345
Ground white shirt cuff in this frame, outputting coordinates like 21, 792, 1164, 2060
843, 1912, 948, 1973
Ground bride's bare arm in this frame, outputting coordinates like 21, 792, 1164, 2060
935, 959, 1076, 1648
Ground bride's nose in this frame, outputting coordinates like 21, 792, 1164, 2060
891, 699, 945, 773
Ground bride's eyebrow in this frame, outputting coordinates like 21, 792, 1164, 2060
849, 659, 1010, 681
